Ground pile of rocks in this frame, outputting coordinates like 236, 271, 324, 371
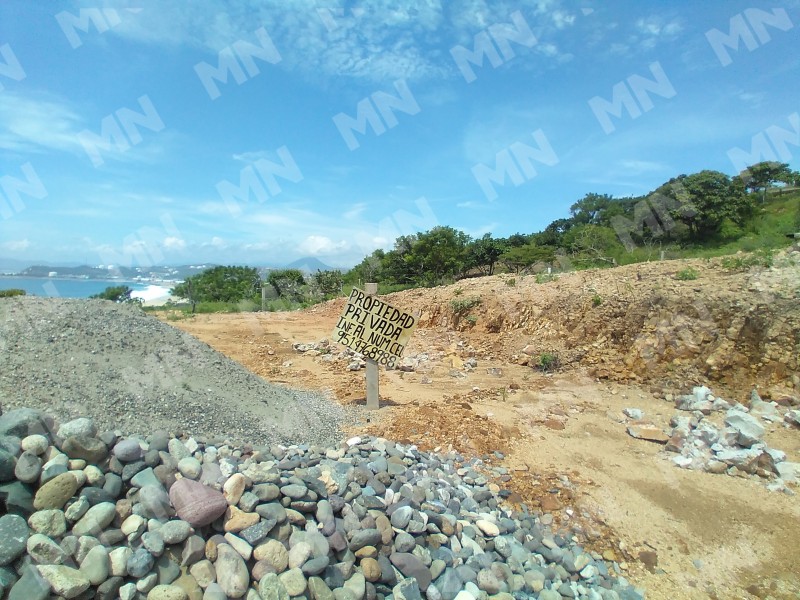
293, 341, 433, 374
663, 387, 799, 490
0, 408, 644, 600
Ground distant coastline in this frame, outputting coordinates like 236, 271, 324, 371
0, 276, 175, 303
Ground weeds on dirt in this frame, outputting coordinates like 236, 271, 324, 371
505, 278, 516, 286
0, 289, 26, 298
591, 294, 603, 307
720, 248, 775, 271
450, 296, 481, 314
534, 351, 561, 372
675, 267, 699, 281
535, 273, 558, 284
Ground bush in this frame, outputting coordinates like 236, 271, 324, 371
90, 285, 142, 304
0, 289, 26, 298
534, 352, 561, 372
720, 248, 774, 271
535, 273, 558, 284
591, 294, 603, 307
505, 278, 516, 286
675, 267, 699, 281
450, 296, 481, 314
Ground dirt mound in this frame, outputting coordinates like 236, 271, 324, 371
0, 297, 353, 446
335, 249, 799, 400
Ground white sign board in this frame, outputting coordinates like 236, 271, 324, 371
333, 287, 416, 369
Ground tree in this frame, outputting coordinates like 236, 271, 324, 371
663, 171, 753, 242
267, 269, 306, 300
313, 269, 344, 297
563, 224, 623, 266
739, 161, 795, 202
90, 285, 142, 305
500, 243, 555, 273
466, 234, 507, 275
382, 227, 471, 286
570, 193, 614, 225
171, 266, 261, 309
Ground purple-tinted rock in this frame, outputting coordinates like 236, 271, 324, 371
168, 478, 228, 527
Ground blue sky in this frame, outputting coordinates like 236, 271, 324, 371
1, 1, 798, 269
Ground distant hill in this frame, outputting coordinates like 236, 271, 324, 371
283, 257, 335, 273
14, 264, 217, 281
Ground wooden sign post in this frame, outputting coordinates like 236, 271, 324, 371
364, 283, 379, 410
332, 284, 417, 410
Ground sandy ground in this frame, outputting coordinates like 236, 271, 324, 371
156, 300, 800, 600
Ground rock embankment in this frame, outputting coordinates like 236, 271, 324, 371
0, 408, 644, 600
0, 297, 350, 446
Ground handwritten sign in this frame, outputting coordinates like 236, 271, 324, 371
333, 287, 416, 368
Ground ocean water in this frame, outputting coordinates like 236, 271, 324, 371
0, 277, 171, 300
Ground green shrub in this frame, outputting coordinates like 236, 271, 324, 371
505, 278, 516, 287
534, 352, 561, 372
450, 296, 481, 314
535, 273, 558, 284
591, 294, 603, 307
0, 289, 26, 298
720, 248, 774, 271
675, 267, 699, 281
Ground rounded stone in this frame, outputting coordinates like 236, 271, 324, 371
169, 479, 228, 527
147, 584, 189, 600
57, 418, 96, 439
34, 472, 79, 511
0, 514, 29, 566
177, 458, 202, 480
214, 544, 249, 598
113, 440, 144, 463
79, 545, 110, 585
14, 452, 42, 483
278, 567, 307, 597
361, 557, 381, 582
475, 520, 500, 537
254, 539, 289, 573
127, 548, 155, 578
36, 565, 91, 598
28, 509, 67, 538
72, 502, 117, 536
21, 434, 50, 456
61, 436, 108, 464
160, 520, 193, 545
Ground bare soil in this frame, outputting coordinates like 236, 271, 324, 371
159, 250, 800, 600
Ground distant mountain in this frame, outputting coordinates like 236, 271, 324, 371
13, 264, 217, 282
283, 257, 335, 273
0, 257, 81, 273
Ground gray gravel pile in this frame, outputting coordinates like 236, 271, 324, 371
0, 297, 351, 447
0, 408, 644, 600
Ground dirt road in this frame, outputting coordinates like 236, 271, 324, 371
158, 255, 800, 599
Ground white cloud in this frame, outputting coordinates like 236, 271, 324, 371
163, 236, 186, 250
343, 203, 367, 220
1, 239, 31, 252
297, 235, 348, 256
0, 93, 84, 154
